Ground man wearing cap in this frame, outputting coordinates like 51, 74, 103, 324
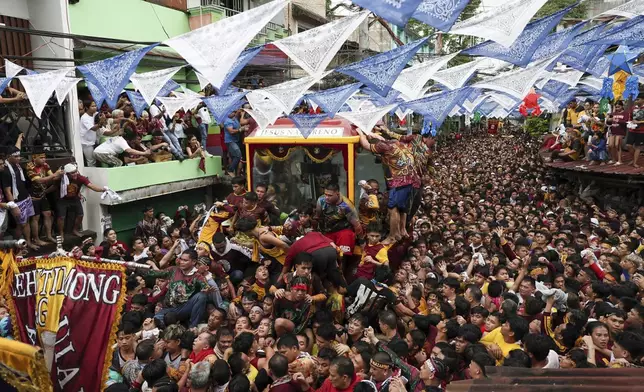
57, 163, 107, 240
26, 153, 63, 245
134, 206, 163, 245
2, 146, 38, 249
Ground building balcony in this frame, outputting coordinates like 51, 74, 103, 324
187, 2, 288, 45
83, 156, 223, 205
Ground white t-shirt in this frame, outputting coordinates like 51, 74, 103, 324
542, 350, 560, 369
171, 122, 186, 139
94, 136, 131, 155
133, 250, 149, 262
149, 104, 167, 131
198, 106, 211, 125
79, 113, 97, 146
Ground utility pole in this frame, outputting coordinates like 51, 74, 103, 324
358, 16, 369, 60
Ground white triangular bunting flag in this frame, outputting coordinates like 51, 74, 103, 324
431, 59, 483, 90
164, 0, 287, 89
195, 72, 210, 90
245, 108, 272, 131
157, 96, 187, 118
18, 68, 73, 119
261, 72, 328, 113
449, 0, 549, 47
247, 91, 285, 126
4, 59, 23, 79
336, 104, 397, 134
395, 107, 412, 121
600, 0, 644, 18
309, 99, 319, 112
130, 66, 183, 105
472, 55, 556, 99
548, 69, 585, 87
346, 97, 365, 112
392, 53, 458, 99
55, 77, 82, 105
274, 11, 369, 77
487, 93, 519, 109
578, 76, 603, 91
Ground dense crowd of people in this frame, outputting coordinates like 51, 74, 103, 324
10, 109, 638, 392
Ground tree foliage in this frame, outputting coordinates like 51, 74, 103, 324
525, 116, 550, 136
534, 0, 588, 20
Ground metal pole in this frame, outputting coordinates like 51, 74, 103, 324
16, 236, 150, 269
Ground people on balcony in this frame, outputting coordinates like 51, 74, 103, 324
79, 101, 102, 167
94, 127, 151, 167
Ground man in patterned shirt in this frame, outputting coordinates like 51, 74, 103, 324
315, 183, 361, 256
26, 153, 62, 245
359, 132, 419, 244
152, 249, 209, 328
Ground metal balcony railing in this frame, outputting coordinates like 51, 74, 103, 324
199, 0, 243, 15
0, 98, 71, 156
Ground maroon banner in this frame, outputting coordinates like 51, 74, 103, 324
7, 257, 126, 392
51, 261, 126, 392
9, 260, 39, 346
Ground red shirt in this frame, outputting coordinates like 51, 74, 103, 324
225, 191, 246, 213
62, 174, 91, 199
311, 375, 362, 392
284, 232, 334, 270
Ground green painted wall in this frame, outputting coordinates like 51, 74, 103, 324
108, 189, 206, 246
104, 156, 222, 192
69, 0, 190, 42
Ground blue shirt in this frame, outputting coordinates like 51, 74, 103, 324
223, 118, 240, 144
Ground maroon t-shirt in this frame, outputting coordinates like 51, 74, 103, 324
62, 174, 91, 199
609, 110, 629, 135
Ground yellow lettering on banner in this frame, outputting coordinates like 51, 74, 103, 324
36, 259, 75, 335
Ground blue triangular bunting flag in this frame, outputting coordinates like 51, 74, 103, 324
558, 45, 609, 73
401, 87, 469, 129
126, 91, 149, 118
352, 0, 424, 27
587, 16, 644, 46
561, 23, 606, 62
78, 44, 158, 108
157, 79, 181, 98
412, 0, 470, 32
306, 83, 362, 118
463, 5, 574, 67
0, 78, 11, 95
218, 46, 263, 93
289, 113, 328, 138
86, 80, 106, 109
531, 21, 586, 62
337, 38, 428, 97
363, 87, 401, 105
202, 91, 249, 124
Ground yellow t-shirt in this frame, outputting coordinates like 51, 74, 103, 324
246, 365, 258, 382
480, 326, 521, 358
481, 281, 512, 295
